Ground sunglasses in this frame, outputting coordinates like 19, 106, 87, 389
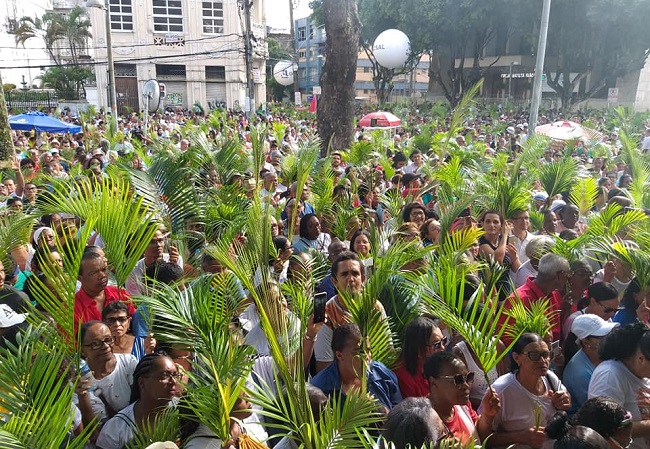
598, 302, 621, 314
105, 316, 129, 326
438, 372, 475, 387
524, 351, 551, 361
427, 336, 449, 350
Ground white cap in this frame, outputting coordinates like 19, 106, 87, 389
571, 314, 618, 341
0, 304, 27, 328
550, 199, 566, 212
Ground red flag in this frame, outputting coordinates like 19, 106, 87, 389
309, 94, 318, 114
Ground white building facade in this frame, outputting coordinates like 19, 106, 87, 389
88, 0, 267, 113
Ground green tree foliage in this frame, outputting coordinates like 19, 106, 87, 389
15, 6, 93, 99
541, 0, 650, 112
0, 70, 14, 160
267, 37, 293, 102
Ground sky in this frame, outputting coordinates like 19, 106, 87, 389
266, 0, 312, 31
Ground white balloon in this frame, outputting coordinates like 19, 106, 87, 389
373, 29, 410, 69
273, 60, 294, 86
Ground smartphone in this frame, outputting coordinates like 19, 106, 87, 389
313, 292, 327, 323
551, 340, 561, 358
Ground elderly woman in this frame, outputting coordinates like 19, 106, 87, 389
95, 353, 181, 449
393, 317, 446, 398
102, 302, 156, 361
588, 322, 650, 449
514, 235, 555, 288
488, 332, 571, 448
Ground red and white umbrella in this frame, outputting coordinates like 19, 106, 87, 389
359, 111, 401, 128
535, 120, 603, 141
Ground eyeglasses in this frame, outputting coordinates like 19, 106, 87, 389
524, 351, 551, 361
150, 371, 183, 383
438, 372, 475, 387
105, 316, 129, 326
427, 336, 449, 351
573, 270, 594, 280
597, 302, 621, 314
83, 336, 115, 350
149, 238, 165, 246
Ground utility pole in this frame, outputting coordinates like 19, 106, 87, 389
289, 0, 300, 104
528, 0, 552, 136
0, 69, 15, 161
243, 0, 255, 116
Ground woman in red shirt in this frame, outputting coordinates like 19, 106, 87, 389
424, 351, 500, 444
393, 317, 446, 398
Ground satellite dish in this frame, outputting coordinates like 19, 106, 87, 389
142, 79, 161, 113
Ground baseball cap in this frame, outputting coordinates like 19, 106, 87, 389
550, 199, 566, 212
402, 173, 421, 186
0, 304, 27, 328
571, 314, 618, 341
533, 191, 549, 202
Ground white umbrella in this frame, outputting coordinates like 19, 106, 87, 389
535, 120, 603, 141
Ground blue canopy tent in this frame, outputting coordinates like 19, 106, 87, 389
9, 111, 82, 134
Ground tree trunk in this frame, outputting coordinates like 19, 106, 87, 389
317, 0, 361, 156
0, 70, 14, 161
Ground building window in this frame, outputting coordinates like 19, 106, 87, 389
363, 67, 370, 73
153, 0, 183, 33
363, 89, 369, 94
109, 0, 133, 31
202, 1, 223, 34
298, 26, 306, 41
298, 50, 306, 59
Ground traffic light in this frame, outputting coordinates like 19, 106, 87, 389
159, 83, 166, 99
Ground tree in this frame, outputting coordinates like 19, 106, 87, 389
266, 37, 293, 102
317, 0, 361, 155
15, 6, 93, 99
540, 0, 650, 112
0, 69, 14, 160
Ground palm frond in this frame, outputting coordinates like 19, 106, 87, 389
125, 407, 180, 449
585, 203, 647, 238
569, 177, 598, 216
0, 324, 96, 449
504, 297, 554, 340
535, 158, 578, 200
440, 80, 483, 157
0, 212, 37, 269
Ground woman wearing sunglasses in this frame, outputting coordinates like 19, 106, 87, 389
102, 302, 156, 361
423, 351, 500, 444
487, 333, 571, 449
393, 317, 447, 398
96, 353, 182, 449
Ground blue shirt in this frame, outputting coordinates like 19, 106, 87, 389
563, 349, 595, 414
613, 307, 637, 326
311, 360, 402, 410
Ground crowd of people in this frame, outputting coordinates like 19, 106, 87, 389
1, 102, 650, 449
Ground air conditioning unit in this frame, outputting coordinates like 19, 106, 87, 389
6, 19, 17, 34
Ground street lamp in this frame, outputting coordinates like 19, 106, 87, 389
86, 0, 118, 134
508, 61, 520, 105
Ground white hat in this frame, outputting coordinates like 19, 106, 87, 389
550, 199, 566, 212
144, 443, 179, 449
571, 314, 618, 341
0, 304, 27, 328
506, 126, 515, 134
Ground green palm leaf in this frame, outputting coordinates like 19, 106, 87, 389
535, 158, 578, 200
569, 177, 599, 216
585, 203, 648, 238
504, 297, 554, 341
125, 408, 180, 449
0, 212, 37, 269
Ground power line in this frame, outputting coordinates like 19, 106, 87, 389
0, 47, 248, 70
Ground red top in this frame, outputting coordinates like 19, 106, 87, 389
499, 277, 562, 345
393, 360, 429, 398
74, 286, 135, 330
444, 404, 478, 444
